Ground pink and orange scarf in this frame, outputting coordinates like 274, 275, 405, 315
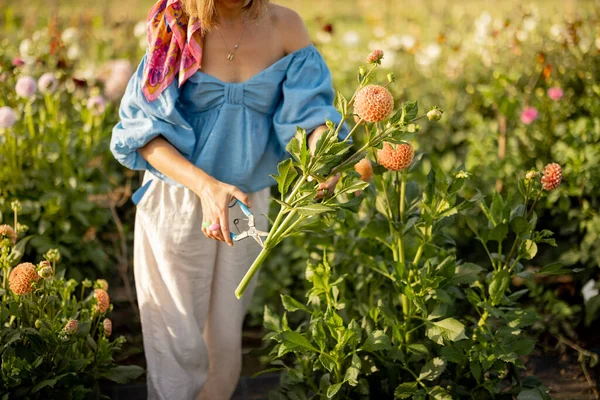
142, 0, 203, 102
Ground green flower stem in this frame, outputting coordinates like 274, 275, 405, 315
413, 242, 425, 266
236, 175, 308, 299
381, 173, 399, 263
503, 184, 538, 270
341, 117, 364, 143
235, 246, 271, 299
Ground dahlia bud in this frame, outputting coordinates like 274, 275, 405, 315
82, 279, 92, 288
525, 170, 539, 180
454, 171, 470, 179
11, 200, 22, 213
16, 223, 29, 234
387, 72, 395, 83
38, 265, 53, 279
9, 262, 40, 295
358, 66, 367, 76
103, 318, 113, 337
366, 49, 384, 64
35, 319, 43, 329
94, 289, 110, 314
45, 248, 60, 263
354, 85, 394, 123
0, 225, 17, 245
64, 319, 78, 335
377, 142, 414, 171
354, 158, 373, 182
541, 163, 562, 191
96, 279, 109, 291
426, 107, 443, 122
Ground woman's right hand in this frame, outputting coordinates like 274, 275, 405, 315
191, 175, 252, 247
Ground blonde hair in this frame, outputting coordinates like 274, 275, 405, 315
181, 0, 270, 33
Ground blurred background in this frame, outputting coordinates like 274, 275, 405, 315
1, 0, 599, 398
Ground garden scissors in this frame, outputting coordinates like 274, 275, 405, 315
228, 199, 269, 247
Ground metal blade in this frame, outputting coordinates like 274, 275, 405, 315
254, 230, 270, 237
252, 234, 264, 248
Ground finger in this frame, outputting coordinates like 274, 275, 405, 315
232, 187, 251, 208
210, 218, 225, 242
220, 210, 232, 247
319, 173, 341, 190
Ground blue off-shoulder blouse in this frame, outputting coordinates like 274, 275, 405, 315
110, 44, 350, 194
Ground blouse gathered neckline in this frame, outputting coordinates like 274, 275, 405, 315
111, 42, 350, 195
195, 44, 315, 85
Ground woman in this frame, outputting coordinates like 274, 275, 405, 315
110, 0, 348, 398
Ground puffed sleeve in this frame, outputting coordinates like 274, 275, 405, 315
273, 45, 351, 152
110, 51, 196, 175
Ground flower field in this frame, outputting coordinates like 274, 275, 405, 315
0, 0, 599, 398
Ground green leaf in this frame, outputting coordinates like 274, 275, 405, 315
538, 262, 571, 275
280, 295, 309, 313
402, 101, 419, 122
360, 330, 392, 352
489, 270, 510, 306
429, 386, 452, 400
520, 240, 538, 260
31, 373, 73, 393
418, 357, 446, 381
295, 203, 335, 217
7, 235, 33, 266
426, 318, 468, 345
99, 365, 145, 384
337, 195, 364, 213
517, 388, 546, 400
453, 263, 484, 285
489, 223, 508, 243
470, 361, 482, 382
319, 353, 336, 373
273, 159, 298, 198
278, 331, 319, 352
344, 354, 361, 386
511, 338, 536, 355
394, 382, 418, 399
327, 382, 343, 398
510, 217, 529, 237
264, 306, 282, 332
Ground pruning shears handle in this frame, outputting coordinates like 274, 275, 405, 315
235, 199, 252, 217
229, 199, 252, 241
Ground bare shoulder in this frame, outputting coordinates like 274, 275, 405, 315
269, 3, 311, 54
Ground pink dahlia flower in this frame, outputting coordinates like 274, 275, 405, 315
15, 76, 37, 98
547, 87, 564, 101
0, 107, 17, 129
520, 107, 538, 125
38, 73, 58, 93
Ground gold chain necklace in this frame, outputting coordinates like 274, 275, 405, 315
216, 14, 247, 61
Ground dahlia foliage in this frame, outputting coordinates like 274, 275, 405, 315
244, 49, 566, 399
0, 204, 143, 398
235, 51, 441, 298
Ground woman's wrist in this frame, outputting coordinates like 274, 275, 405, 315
187, 166, 215, 193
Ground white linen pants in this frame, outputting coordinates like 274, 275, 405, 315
133, 170, 271, 400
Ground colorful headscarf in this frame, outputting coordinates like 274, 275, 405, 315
142, 0, 203, 102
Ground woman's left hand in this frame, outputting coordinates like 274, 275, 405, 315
315, 172, 340, 199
